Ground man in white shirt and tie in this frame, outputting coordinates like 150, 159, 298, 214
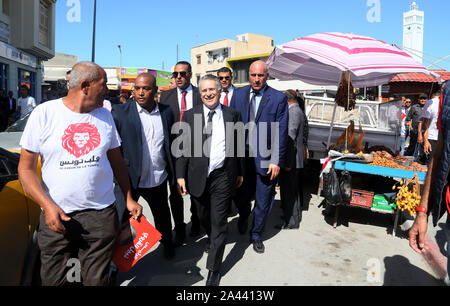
176, 74, 244, 286
217, 67, 236, 107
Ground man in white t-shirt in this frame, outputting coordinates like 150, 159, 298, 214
18, 61, 142, 286
418, 91, 441, 166
17, 85, 36, 118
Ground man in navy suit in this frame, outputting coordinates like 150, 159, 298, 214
111, 72, 176, 259
230, 60, 288, 254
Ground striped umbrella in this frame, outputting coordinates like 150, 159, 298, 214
266, 32, 431, 88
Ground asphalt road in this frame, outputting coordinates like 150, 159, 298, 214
115, 161, 447, 286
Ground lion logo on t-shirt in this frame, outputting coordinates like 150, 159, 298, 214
62, 123, 101, 158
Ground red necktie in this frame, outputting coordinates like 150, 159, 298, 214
223, 89, 229, 107
180, 90, 187, 122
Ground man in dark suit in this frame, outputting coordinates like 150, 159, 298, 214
278, 90, 306, 229
111, 72, 175, 259
160, 61, 202, 246
217, 67, 237, 107
230, 60, 288, 254
176, 74, 244, 286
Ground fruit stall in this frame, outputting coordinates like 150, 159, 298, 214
322, 148, 427, 236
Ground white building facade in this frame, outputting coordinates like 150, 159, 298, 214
0, 0, 56, 102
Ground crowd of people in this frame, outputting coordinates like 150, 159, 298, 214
16, 60, 308, 287
400, 89, 444, 167
0, 85, 37, 131
14, 59, 449, 287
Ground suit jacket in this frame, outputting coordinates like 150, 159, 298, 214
7, 97, 16, 116
111, 101, 175, 189
175, 104, 245, 198
159, 86, 202, 122
286, 103, 305, 169
230, 85, 288, 176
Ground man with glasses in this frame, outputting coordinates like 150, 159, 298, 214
160, 61, 202, 246
217, 67, 236, 107
405, 94, 428, 158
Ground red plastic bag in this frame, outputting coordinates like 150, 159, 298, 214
112, 215, 161, 272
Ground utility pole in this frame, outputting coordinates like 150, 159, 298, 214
118, 45, 122, 95
92, 0, 97, 62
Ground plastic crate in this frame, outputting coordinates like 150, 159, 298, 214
350, 189, 374, 208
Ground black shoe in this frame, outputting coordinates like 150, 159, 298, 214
173, 230, 186, 247
163, 243, 175, 259
237, 217, 248, 235
190, 222, 200, 237
206, 270, 221, 286
252, 240, 265, 254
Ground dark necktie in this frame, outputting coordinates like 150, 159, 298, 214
205, 110, 215, 158
249, 91, 259, 122
223, 89, 229, 107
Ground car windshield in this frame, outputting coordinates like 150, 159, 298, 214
5, 114, 29, 132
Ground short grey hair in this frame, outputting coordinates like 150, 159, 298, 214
69, 61, 103, 89
199, 74, 221, 91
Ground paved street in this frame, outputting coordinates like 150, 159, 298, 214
115, 162, 447, 286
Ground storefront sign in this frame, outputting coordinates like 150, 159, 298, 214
0, 41, 38, 68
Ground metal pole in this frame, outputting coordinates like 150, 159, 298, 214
91, 0, 97, 62
118, 45, 122, 95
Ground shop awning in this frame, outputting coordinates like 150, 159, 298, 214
390, 73, 440, 83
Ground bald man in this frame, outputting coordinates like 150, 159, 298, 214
230, 60, 288, 254
18, 61, 142, 286
111, 73, 176, 259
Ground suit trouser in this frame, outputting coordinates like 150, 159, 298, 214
234, 157, 277, 241
38, 204, 119, 286
169, 183, 200, 234
127, 180, 173, 246
279, 169, 302, 227
190, 168, 231, 272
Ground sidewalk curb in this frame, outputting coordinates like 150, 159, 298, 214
422, 234, 448, 280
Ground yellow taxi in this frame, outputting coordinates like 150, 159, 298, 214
0, 114, 42, 285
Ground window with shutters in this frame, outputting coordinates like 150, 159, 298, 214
39, 0, 51, 48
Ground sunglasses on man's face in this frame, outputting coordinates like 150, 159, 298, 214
172, 71, 189, 78
219, 76, 230, 80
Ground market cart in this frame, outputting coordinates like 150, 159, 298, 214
331, 160, 426, 236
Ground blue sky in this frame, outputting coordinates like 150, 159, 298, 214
55, 0, 449, 71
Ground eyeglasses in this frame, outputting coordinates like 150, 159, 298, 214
172, 71, 189, 78
219, 76, 230, 80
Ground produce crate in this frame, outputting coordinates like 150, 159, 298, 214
372, 194, 397, 212
350, 189, 374, 208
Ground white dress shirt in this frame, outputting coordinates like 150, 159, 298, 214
203, 104, 226, 177
177, 84, 194, 111
136, 103, 168, 188
219, 85, 235, 105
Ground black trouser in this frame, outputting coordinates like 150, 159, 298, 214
38, 204, 119, 286
127, 180, 173, 246
279, 168, 302, 228
190, 168, 232, 272
169, 183, 199, 234
406, 129, 418, 157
